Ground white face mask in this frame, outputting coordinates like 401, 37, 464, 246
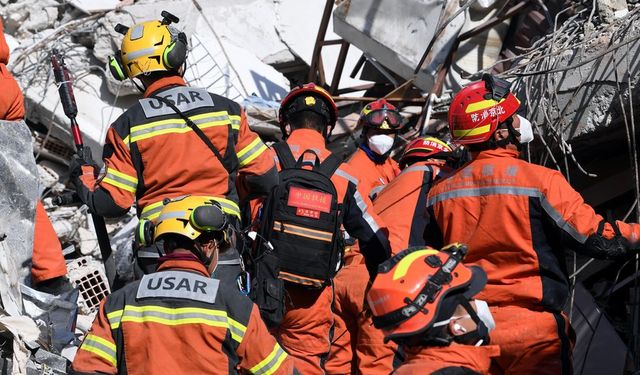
516, 115, 534, 144
473, 299, 495, 332
433, 298, 495, 333
368, 134, 395, 155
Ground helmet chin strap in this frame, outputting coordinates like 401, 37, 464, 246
493, 118, 523, 151
131, 77, 146, 94
193, 240, 216, 270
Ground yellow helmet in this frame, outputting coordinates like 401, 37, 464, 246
153, 196, 228, 242
108, 11, 188, 81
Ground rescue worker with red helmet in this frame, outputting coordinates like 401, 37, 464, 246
424, 74, 640, 374
367, 244, 500, 374
326, 98, 403, 374
348, 98, 402, 199
0, 19, 69, 292
271, 83, 391, 375
71, 196, 297, 375
69, 12, 277, 275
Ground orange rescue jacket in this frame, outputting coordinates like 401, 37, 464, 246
278, 129, 391, 274
373, 161, 446, 254
425, 148, 640, 311
346, 147, 399, 200
80, 76, 276, 221
0, 19, 24, 121
71, 257, 295, 375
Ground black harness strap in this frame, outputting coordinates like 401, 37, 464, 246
150, 95, 233, 174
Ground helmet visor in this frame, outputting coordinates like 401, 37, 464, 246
364, 109, 403, 129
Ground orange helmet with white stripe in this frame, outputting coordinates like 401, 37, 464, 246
367, 244, 487, 343
448, 74, 521, 144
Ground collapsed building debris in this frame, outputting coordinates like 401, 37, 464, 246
1, 0, 640, 373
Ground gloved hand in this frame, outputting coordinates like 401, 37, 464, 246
68, 146, 98, 181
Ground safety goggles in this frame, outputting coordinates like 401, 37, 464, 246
364, 109, 404, 130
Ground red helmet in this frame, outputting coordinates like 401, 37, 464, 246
278, 83, 338, 135
367, 244, 486, 343
358, 98, 403, 131
448, 75, 520, 145
399, 136, 453, 167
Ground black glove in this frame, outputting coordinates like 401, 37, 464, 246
68, 146, 98, 181
582, 220, 631, 260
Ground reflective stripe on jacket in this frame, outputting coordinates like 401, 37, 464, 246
425, 148, 640, 311
373, 162, 443, 254
346, 147, 399, 200
85, 76, 275, 219
71, 258, 294, 375
280, 129, 391, 274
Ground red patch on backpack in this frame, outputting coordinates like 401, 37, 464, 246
288, 187, 331, 219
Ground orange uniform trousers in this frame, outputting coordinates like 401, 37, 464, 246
326, 253, 396, 375
274, 284, 334, 375
31, 201, 67, 283
488, 305, 574, 375
394, 343, 500, 375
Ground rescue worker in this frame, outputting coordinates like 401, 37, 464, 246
367, 244, 500, 375
69, 12, 277, 275
326, 99, 403, 374
347, 98, 402, 199
71, 196, 297, 374
374, 136, 456, 253
272, 83, 391, 375
0, 18, 68, 291
424, 74, 640, 374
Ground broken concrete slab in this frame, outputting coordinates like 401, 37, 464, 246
276, 0, 369, 93
0, 120, 38, 287
597, 0, 629, 22
33, 348, 68, 374
513, 10, 640, 140
69, 0, 120, 14
186, 33, 289, 102
444, 0, 512, 91
333, 0, 447, 92
0, 313, 41, 375
20, 285, 79, 353
193, 0, 293, 65
109, 214, 137, 283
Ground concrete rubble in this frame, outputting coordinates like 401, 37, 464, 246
0, 0, 639, 373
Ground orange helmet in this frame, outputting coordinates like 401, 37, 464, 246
358, 98, 404, 131
448, 74, 520, 144
399, 136, 453, 168
278, 83, 338, 136
367, 244, 487, 343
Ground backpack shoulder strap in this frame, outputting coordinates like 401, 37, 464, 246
273, 142, 296, 169
318, 152, 342, 179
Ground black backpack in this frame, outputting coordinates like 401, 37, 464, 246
250, 142, 344, 326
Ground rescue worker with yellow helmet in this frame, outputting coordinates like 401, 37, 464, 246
424, 74, 640, 373
69, 11, 277, 276
71, 196, 297, 374
367, 244, 500, 374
